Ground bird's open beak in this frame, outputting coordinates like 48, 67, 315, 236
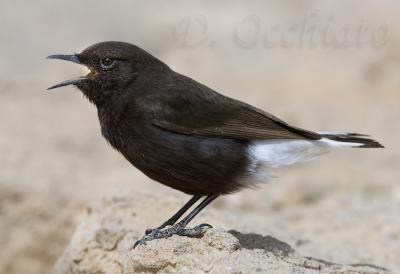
46, 54, 88, 90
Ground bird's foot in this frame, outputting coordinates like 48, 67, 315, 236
144, 222, 176, 235
134, 223, 212, 249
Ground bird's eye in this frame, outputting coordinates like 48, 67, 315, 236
100, 58, 115, 69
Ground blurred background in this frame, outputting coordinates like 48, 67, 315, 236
0, 0, 399, 273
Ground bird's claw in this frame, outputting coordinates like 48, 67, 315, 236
133, 223, 212, 249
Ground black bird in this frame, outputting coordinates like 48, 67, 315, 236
47, 41, 383, 248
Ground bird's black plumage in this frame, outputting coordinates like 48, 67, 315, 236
49, 41, 325, 195
47, 41, 383, 247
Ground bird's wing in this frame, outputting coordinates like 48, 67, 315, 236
152, 87, 321, 141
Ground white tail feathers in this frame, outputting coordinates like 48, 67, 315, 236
243, 132, 383, 186
317, 132, 384, 148
318, 137, 362, 147
248, 139, 329, 168
247, 132, 383, 169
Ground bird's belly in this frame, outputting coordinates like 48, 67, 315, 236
121, 128, 251, 195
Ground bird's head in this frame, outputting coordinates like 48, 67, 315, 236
47, 41, 164, 104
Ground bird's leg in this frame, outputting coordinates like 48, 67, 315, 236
134, 194, 219, 248
145, 195, 201, 235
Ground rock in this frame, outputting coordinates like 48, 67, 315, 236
54, 194, 391, 274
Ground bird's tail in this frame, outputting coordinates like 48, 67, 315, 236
318, 132, 384, 148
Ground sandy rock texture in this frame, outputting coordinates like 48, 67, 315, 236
54, 194, 390, 274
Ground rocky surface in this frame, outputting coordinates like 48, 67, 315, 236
54, 194, 391, 274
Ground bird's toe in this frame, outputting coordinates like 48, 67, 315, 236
133, 223, 212, 249
177, 223, 212, 237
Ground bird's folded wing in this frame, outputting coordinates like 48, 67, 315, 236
153, 101, 321, 141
